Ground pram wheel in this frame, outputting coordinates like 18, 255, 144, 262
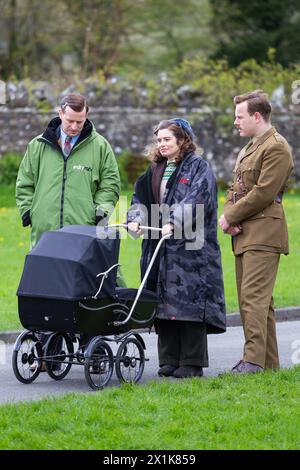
44, 333, 74, 380
12, 330, 43, 384
115, 336, 145, 384
84, 339, 114, 390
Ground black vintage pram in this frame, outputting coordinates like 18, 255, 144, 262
12, 224, 167, 390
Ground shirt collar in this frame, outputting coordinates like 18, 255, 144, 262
60, 127, 80, 146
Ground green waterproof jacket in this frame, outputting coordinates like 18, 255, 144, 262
16, 117, 121, 247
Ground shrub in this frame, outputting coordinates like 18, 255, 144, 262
0, 153, 23, 185
117, 151, 149, 190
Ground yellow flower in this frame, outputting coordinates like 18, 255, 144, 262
0, 237, 4, 242
0, 207, 8, 212
18, 242, 25, 247
219, 196, 226, 204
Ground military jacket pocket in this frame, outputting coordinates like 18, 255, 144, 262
239, 162, 261, 191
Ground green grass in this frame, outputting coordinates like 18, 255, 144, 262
0, 367, 299, 449
0, 186, 299, 331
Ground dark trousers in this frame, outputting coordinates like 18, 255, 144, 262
157, 319, 208, 368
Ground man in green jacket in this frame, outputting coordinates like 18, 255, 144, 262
16, 93, 121, 247
16, 93, 123, 359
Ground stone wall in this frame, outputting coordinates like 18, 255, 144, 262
0, 105, 299, 185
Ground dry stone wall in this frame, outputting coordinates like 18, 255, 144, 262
0, 89, 299, 185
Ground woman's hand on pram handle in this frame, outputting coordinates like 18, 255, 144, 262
162, 223, 174, 237
127, 222, 143, 238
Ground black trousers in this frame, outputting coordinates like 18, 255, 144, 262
157, 319, 208, 368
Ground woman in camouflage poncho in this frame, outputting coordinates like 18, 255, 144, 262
127, 119, 226, 378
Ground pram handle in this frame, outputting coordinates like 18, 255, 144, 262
106, 223, 171, 327
93, 263, 120, 299
108, 223, 162, 232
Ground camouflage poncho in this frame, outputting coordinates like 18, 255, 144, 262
128, 152, 226, 334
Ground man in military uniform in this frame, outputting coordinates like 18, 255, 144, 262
219, 90, 294, 374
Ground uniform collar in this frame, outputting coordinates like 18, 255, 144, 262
241, 126, 277, 161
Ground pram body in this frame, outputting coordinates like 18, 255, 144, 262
12, 225, 162, 390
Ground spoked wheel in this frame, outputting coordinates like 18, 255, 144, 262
115, 337, 145, 384
12, 331, 43, 384
84, 339, 114, 390
44, 333, 74, 380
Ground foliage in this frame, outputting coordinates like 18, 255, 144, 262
117, 151, 149, 190
0, 153, 22, 185
0, 0, 299, 83
4, 56, 299, 135
210, 0, 300, 66
0, 367, 300, 449
116, 152, 131, 190
0, 0, 214, 81
117, 0, 215, 75
168, 54, 300, 113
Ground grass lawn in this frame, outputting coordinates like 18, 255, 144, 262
0, 366, 299, 450
0, 186, 299, 331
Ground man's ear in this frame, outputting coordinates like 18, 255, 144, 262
254, 111, 261, 123
58, 109, 63, 120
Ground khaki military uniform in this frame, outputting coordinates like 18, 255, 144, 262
224, 127, 294, 368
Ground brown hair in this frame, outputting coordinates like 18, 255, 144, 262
60, 93, 89, 113
234, 90, 271, 122
146, 120, 198, 164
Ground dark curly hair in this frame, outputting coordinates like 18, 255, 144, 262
146, 119, 199, 164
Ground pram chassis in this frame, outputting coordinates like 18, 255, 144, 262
12, 225, 169, 390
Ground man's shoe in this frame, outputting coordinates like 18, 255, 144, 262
173, 366, 203, 378
231, 359, 244, 373
158, 365, 177, 377
231, 360, 263, 374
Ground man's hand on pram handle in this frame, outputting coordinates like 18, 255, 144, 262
127, 222, 143, 237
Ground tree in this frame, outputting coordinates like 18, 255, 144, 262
62, 0, 131, 76
210, 0, 300, 66
0, 0, 216, 80
0, 0, 73, 79
119, 0, 215, 74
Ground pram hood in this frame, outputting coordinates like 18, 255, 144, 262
17, 225, 120, 301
